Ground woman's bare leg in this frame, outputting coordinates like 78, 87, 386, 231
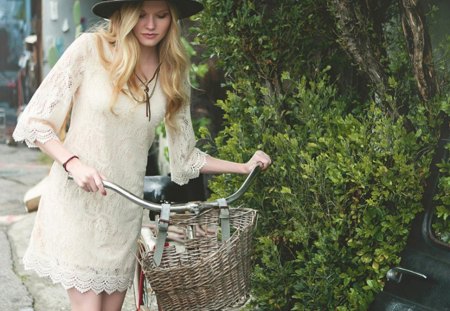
67, 288, 102, 311
101, 290, 127, 311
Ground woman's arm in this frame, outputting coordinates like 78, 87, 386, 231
36, 139, 107, 195
200, 150, 272, 175
165, 102, 272, 183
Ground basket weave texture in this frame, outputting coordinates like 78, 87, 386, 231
141, 207, 257, 311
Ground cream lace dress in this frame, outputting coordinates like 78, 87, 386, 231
13, 33, 207, 294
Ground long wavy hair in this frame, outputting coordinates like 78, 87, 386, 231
93, 2, 190, 128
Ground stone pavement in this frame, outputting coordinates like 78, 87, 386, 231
0, 143, 137, 311
0, 142, 50, 311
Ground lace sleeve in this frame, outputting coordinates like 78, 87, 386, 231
165, 102, 207, 186
13, 33, 91, 148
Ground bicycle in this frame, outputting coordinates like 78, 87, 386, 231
72, 165, 261, 310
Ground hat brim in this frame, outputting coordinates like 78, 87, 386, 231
92, 0, 203, 20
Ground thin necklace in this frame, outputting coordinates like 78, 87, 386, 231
132, 63, 161, 121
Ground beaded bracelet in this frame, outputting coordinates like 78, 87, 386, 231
62, 155, 79, 172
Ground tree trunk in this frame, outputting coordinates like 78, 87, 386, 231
327, 0, 391, 103
399, 0, 438, 101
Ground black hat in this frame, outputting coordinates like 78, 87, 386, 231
92, 0, 203, 19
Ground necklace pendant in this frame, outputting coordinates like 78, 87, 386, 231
134, 63, 161, 122
146, 96, 151, 121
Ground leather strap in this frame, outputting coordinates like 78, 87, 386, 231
153, 203, 171, 266
218, 198, 231, 241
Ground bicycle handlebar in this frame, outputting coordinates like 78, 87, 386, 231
68, 165, 261, 213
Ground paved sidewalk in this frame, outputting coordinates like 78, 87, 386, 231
0, 143, 137, 311
0, 143, 50, 311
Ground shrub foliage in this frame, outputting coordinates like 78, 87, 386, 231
195, 0, 448, 309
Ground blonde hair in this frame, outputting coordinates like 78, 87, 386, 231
93, 2, 190, 128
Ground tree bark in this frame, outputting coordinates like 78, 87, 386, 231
328, 0, 391, 101
399, 0, 437, 101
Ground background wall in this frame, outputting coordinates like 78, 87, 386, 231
41, 0, 100, 76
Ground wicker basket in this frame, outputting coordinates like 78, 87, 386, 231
140, 207, 257, 311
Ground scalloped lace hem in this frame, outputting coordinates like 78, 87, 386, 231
171, 149, 207, 186
23, 252, 132, 295
13, 126, 60, 148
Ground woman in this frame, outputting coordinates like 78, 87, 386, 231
13, 0, 271, 310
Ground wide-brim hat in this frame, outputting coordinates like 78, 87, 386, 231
92, 0, 203, 20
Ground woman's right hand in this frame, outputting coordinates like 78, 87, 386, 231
65, 158, 107, 196
34, 139, 107, 195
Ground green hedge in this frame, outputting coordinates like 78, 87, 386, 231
195, 0, 445, 309
433, 95, 450, 243
202, 76, 433, 309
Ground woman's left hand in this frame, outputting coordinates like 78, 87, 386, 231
245, 150, 272, 173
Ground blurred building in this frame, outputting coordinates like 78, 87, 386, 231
0, 0, 99, 104
0, 0, 100, 142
